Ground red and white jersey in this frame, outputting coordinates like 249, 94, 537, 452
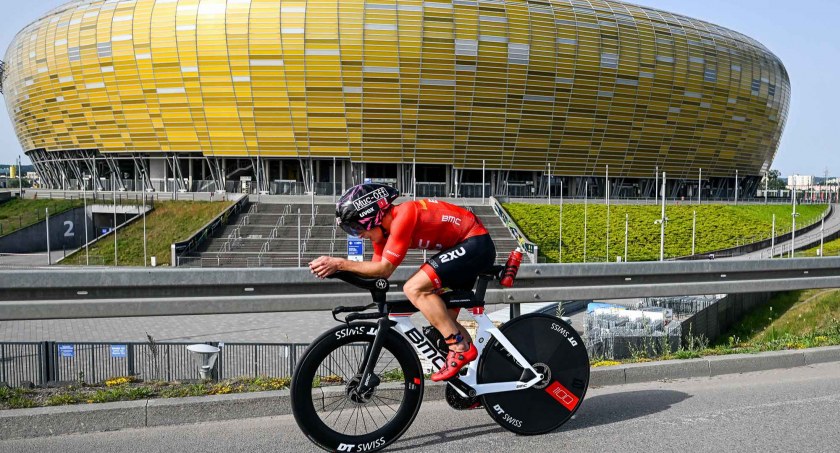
372, 199, 488, 267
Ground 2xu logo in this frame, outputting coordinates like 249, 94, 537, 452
438, 247, 466, 263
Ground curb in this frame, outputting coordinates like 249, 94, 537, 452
2, 345, 840, 440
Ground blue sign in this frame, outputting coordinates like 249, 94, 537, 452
110, 344, 127, 358
58, 344, 75, 358
363, 177, 372, 184
347, 237, 364, 261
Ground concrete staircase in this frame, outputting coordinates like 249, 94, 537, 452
182, 202, 521, 268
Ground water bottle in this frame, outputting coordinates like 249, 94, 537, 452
500, 248, 523, 287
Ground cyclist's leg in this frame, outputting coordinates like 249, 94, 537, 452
410, 234, 495, 351
448, 307, 472, 344
402, 271, 469, 352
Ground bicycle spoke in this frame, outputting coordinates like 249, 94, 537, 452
371, 394, 398, 414
362, 402, 381, 431
359, 401, 368, 434
371, 396, 391, 421
325, 395, 351, 423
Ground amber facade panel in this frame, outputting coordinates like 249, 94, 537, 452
4, 0, 789, 178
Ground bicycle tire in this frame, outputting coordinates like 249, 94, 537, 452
478, 313, 590, 435
290, 322, 424, 452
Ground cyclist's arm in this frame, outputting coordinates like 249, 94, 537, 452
309, 255, 396, 278
337, 257, 396, 278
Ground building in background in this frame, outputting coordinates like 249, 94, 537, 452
0, 0, 790, 199
787, 174, 815, 189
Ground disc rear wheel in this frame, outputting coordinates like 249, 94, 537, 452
478, 313, 590, 435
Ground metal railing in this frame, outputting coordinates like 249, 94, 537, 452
4, 259, 840, 320
0, 341, 312, 387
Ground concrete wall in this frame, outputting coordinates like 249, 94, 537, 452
0, 207, 96, 253
681, 292, 775, 344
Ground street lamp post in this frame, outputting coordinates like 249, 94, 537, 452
698, 168, 702, 205
765, 170, 768, 204
771, 213, 776, 258
45, 208, 51, 265
656, 172, 667, 261
559, 180, 563, 263
584, 180, 588, 263
624, 213, 628, 263
113, 173, 118, 266
17, 155, 23, 198
606, 165, 610, 261
481, 160, 485, 204
820, 216, 825, 256
141, 171, 148, 267
83, 176, 90, 266
791, 186, 798, 258
735, 169, 739, 205
547, 162, 551, 205
692, 210, 696, 256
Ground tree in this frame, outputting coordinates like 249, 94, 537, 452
5, 178, 32, 188
766, 169, 786, 190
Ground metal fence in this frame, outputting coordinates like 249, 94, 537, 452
0, 341, 312, 388
583, 294, 727, 360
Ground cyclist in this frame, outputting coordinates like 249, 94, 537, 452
309, 183, 496, 381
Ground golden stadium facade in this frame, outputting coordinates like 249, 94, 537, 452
1, 0, 789, 197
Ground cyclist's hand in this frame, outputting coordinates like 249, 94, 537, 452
309, 256, 341, 279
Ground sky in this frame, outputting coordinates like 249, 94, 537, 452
0, 0, 836, 177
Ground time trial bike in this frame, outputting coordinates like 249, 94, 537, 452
290, 265, 590, 452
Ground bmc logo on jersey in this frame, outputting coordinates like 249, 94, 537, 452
441, 215, 461, 226
439, 247, 466, 263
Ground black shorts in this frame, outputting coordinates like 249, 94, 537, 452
420, 234, 496, 292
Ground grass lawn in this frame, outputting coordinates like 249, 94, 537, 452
60, 200, 233, 266
503, 203, 828, 262
0, 199, 83, 236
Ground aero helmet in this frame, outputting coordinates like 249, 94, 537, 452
336, 183, 400, 236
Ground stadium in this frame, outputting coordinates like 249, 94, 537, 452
1, 0, 789, 198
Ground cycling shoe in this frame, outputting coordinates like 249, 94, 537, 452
431, 343, 477, 382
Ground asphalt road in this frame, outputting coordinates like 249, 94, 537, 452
2, 361, 839, 453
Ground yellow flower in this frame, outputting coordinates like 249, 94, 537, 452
105, 376, 133, 387
591, 360, 622, 368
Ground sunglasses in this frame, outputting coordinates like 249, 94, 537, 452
338, 220, 365, 237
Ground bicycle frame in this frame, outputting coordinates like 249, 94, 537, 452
387, 309, 544, 397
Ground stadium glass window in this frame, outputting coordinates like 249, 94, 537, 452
601, 52, 618, 68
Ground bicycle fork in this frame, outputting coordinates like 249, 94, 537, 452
353, 316, 393, 396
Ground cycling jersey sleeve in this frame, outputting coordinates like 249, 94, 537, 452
372, 240, 384, 263
381, 204, 417, 267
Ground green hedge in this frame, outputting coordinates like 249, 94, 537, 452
503, 203, 828, 262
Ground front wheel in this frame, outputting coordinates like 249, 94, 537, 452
290, 322, 424, 452
478, 313, 590, 435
